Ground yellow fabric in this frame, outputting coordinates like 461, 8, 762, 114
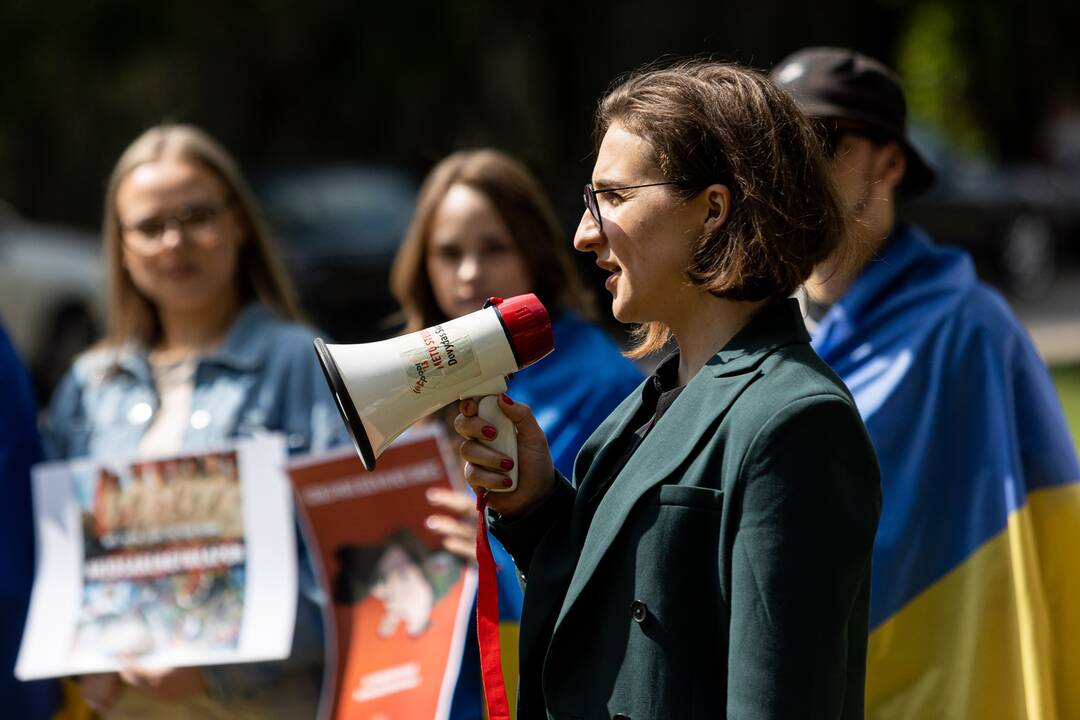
53, 679, 92, 720
482, 621, 520, 720
866, 484, 1080, 719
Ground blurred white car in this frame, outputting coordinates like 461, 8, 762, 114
0, 200, 105, 402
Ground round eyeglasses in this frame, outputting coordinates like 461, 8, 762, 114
120, 200, 235, 254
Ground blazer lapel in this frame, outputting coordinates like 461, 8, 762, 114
549, 299, 812, 643
571, 383, 645, 492
551, 365, 760, 636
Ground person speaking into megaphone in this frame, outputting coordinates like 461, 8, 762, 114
455, 61, 882, 720
387, 149, 643, 718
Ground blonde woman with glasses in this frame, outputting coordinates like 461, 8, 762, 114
45, 124, 346, 719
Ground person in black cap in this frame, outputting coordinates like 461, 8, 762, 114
771, 47, 934, 313
773, 47, 1080, 719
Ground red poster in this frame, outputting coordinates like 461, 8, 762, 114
289, 426, 475, 720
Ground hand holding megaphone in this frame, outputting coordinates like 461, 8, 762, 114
314, 294, 554, 491
455, 393, 557, 516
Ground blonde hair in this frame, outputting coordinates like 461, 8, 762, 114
102, 124, 301, 346
390, 149, 594, 333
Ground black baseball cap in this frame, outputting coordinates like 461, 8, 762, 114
770, 46, 935, 196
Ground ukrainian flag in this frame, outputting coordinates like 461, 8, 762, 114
813, 225, 1080, 719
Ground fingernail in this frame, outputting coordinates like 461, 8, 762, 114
425, 516, 439, 529
502, 477, 514, 488
500, 458, 514, 470
501, 394, 514, 405
482, 425, 497, 439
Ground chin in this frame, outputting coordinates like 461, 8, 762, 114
609, 297, 639, 325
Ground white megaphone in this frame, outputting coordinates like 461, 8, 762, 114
314, 294, 554, 491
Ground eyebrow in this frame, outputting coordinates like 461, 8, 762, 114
591, 178, 621, 190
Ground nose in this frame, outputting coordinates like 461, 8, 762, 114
160, 220, 186, 250
573, 209, 603, 254
457, 252, 480, 283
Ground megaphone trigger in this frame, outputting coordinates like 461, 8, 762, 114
476, 394, 518, 492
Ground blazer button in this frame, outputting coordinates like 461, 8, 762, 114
630, 600, 648, 623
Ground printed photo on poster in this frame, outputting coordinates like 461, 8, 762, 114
289, 425, 476, 720
16, 435, 297, 680
71, 452, 245, 665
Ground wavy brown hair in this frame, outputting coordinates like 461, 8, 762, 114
595, 61, 847, 356
390, 149, 593, 333
102, 124, 301, 347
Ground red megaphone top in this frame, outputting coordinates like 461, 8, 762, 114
485, 294, 554, 369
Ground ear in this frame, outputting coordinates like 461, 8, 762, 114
701, 183, 732, 237
877, 142, 907, 194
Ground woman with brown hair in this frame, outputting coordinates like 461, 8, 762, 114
44, 124, 346, 718
391, 149, 642, 719
455, 62, 882, 719
391, 148, 642, 478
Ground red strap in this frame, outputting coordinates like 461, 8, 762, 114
476, 491, 512, 720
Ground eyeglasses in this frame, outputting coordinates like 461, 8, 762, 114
120, 200, 234, 253
583, 181, 686, 233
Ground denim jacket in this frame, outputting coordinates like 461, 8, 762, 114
44, 303, 348, 713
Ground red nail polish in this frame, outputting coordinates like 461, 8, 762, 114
501, 394, 514, 405
482, 425, 497, 439
502, 477, 514, 488
500, 458, 514, 471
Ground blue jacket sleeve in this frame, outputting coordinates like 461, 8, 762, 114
0, 327, 59, 717
204, 326, 335, 704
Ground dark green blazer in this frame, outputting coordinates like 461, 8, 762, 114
493, 299, 881, 720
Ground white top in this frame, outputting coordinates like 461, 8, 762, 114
137, 357, 197, 457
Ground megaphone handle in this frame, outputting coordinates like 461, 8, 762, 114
477, 395, 518, 492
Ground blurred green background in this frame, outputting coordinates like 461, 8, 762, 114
1, 0, 1078, 441
1053, 366, 1080, 449
3, 0, 1079, 227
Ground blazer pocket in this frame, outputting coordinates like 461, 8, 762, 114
656, 484, 724, 511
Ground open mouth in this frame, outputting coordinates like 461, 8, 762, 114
604, 269, 621, 292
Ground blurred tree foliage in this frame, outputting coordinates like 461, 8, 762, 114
1, 0, 1072, 233
898, 0, 1080, 161
0, 0, 901, 229
897, 0, 990, 155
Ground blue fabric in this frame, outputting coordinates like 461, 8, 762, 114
812, 224, 1080, 630
450, 312, 642, 719
450, 536, 521, 720
510, 312, 644, 478
0, 322, 58, 718
43, 303, 349, 708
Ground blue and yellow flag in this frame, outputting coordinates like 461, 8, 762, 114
813, 224, 1080, 719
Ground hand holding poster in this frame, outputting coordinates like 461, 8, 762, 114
16, 435, 297, 679
289, 425, 476, 720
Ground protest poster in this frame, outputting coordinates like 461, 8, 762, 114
15, 435, 297, 680
289, 425, 476, 720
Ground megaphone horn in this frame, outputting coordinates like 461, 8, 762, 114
314, 294, 554, 491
